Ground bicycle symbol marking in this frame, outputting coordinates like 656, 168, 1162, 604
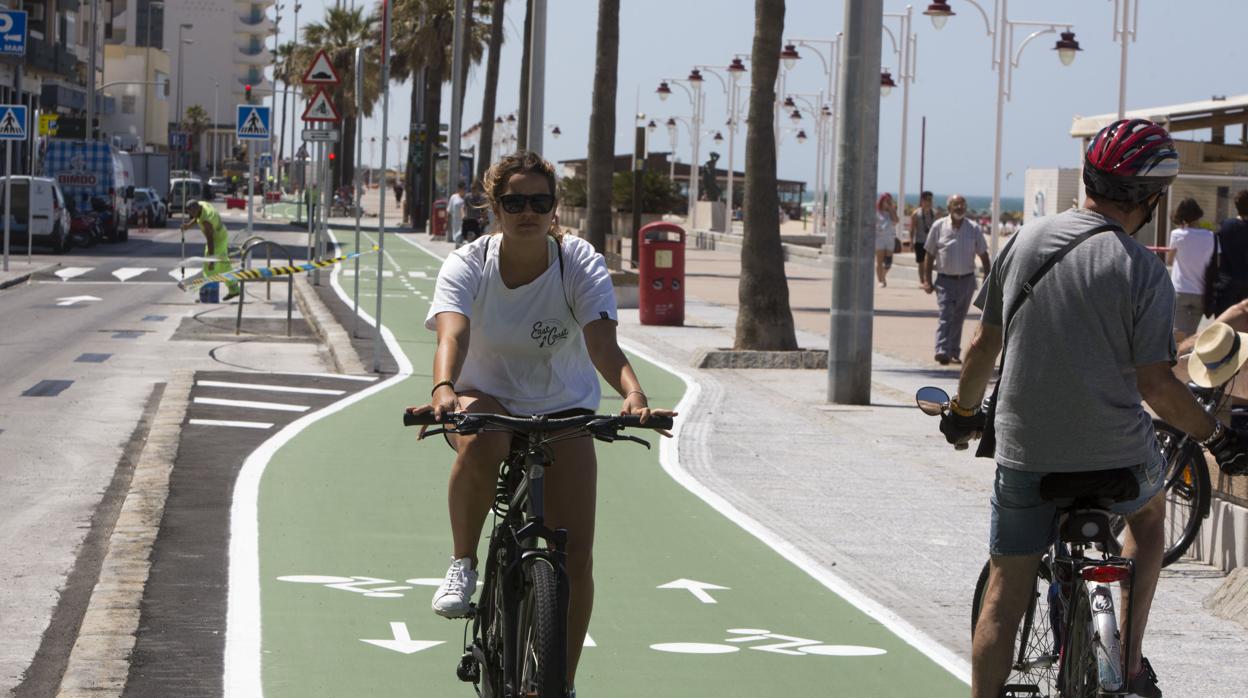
278, 574, 441, 599
650, 628, 887, 657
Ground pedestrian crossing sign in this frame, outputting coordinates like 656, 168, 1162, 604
236, 105, 271, 140
0, 104, 27, 140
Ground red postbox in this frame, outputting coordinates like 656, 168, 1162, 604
638, 221, 685, 326
431, 198, 449, 238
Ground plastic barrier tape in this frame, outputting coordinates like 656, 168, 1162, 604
180, 246, 380, 291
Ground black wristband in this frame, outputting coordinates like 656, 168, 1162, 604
431, 380, 455, 397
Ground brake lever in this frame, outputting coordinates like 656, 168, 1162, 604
616, 433, 652, 449
420, 427, 450, 439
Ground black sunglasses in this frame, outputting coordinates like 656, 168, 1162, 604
499, 193, 556, 215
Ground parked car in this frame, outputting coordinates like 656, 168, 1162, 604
44, 140, 134, 242
168, 177, 204, 214
207, 176, 229, 199
128, 187, 168, 227
0, 176, 73, 253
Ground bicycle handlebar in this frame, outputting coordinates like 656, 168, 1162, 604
402, 411, 674, 433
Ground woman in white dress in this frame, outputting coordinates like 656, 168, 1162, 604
875, 192, 900, 287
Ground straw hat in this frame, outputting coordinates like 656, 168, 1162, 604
1188, 322, 1248, 387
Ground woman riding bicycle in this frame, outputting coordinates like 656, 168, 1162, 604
407, 150, 675, 691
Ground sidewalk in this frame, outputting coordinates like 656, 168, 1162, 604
0, 258, 61, 290
369, 219, 1248, 696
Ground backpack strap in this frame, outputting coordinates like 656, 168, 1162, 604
473, 234, 579, 326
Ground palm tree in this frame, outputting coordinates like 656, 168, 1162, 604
517, 0, 533, 150
272, 42, 302, 168
734, 0, 798, 351
476, 0, 507, 184
585, 0, 619, 254
184, 105, 211, 173
390, 0, 490, 229
296, 6, 382, 190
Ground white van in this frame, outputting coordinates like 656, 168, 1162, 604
168, 177, 204, 214
0, 176, 73, 253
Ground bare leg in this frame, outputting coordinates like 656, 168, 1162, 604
875, 249, 888, 286
445, 392, 512, 565
544, 434, 598, 686
1119, 490, 1165, 676
971, 553, 1044, 698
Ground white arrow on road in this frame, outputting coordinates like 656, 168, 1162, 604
56, 295, 102, 307
657, 579, 730, 604
54, 267, 93, 281
112, 267, 155, 282
360, 622, 444, 655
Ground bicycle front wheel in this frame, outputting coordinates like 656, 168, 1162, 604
971, 558, 1059, 696
514, 558, 565, 697
1060, 586, 1099, 698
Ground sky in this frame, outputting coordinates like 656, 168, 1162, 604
281, 1, 1246, 199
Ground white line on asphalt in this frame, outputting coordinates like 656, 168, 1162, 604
54, 267, 93, 281
225, 228, 413, 697
193, 397, 310, 412
112, 267, 156, 282
259, 371, 378, 382
616, 339, 972, 684
196, 380, 347, 396
189, 419, 275, 430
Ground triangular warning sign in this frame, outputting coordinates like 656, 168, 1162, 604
302, 89, 341, 123
302, 50, 341, 86
238, 108, 268, 136
0, 109, 24, 136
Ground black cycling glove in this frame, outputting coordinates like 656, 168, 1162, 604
940, 404, 986, 446
1207, 424, 1248, 476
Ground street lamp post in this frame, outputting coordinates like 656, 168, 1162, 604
881, 5, 917, 247
1111, 0, 1139, 119
785, 35, 843, 242
786, 92, 827, 234
175, 23, 193, 172
693, 60, 747, 225
925, 0, 1081, 256
213, 81, 219, 178
657, 74, 704, 229
269, 5, 283, 204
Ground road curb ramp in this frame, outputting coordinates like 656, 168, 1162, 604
56, 371, 193, 697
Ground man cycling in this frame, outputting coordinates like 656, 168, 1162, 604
941, 119, 1248, 698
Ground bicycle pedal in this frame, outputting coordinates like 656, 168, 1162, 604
456, 652, 480, 683
1001, 684, 1043, 698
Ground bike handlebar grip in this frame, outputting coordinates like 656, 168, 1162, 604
618, 415, 674, 430
403, 411, 442, 427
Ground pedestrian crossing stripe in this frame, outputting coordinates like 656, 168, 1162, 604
181, 246, 379, 291
0, 105, 26, 139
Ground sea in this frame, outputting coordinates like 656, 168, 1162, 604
801, 191, 1025, 214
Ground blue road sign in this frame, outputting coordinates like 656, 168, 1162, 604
0, 105, 28, 141
259, 153, 273, 169
0, 10, 27, 57
237, 105, 272, 141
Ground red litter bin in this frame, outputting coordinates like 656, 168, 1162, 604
638, 222, 685, 326
431, 199, 448, 238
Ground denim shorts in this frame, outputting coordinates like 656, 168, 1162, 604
989, 453, 1166, 556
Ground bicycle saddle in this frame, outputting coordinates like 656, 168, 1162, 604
1038, 468, 1139, 506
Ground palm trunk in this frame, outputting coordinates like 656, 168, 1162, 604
585, 0, 619, 253
734, 0, 798, 351
517, 0, 533, 150
422, 55, 446, 230
456, 0, 474, 126
406, 76, 421, 227
476, 0, 506, 183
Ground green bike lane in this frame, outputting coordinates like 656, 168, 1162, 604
223, 228, 969, 696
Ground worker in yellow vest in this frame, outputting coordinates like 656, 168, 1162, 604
182, 200, 240, 303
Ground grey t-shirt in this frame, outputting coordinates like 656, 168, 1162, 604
974, 208, 1176, 472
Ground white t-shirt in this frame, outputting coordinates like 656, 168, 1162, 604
425, 234, 618, 415
1168, 226, 1215, 295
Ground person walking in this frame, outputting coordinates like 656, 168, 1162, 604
408, 150, 676, 693
911, 190, 936, 283
939, 119, 1248, 698
1211, 190, 1248, 315
393, 179, 404, 208
875, 193, 899, 287
1166, 197, 1214, 342
921, 194, 990, 364
449, 181, 467, 247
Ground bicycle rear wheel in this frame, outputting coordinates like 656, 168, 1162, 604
1059, 586, 1099, 698
467, 541, 507, 698
514, 558, 564, 697
972, 558, 1059, 696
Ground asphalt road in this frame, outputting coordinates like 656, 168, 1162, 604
0, 220, 327, 696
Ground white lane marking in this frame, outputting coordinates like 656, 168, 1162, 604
651, 643, 739, 655
258, 371, 378, 382
193, 396, 309, 412
407, 271, 428, 278
111, 267, 156, 282
360, 622, 444, 655
584, 634, 596, 648
196, 380, 347, 396
55, 267, 93, 281
657, 578, 729, 604
189, 419, 275, 430
617, 339, 972, 684
55, 295, 101, 306
225, 228, 413, 696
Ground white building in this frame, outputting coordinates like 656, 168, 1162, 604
102, 0, 171, 151
162, 0, 276, 173
1022, 168, 1081, 224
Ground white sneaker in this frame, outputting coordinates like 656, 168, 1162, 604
431, 557, 478, 618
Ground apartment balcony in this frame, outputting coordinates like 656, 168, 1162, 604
25, 40, 81, 80
235, 42, 273, 65
235, 11, 274, 36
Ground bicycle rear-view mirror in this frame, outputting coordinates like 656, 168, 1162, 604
915, 386, 950, 416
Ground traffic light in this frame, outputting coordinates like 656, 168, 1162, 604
328, 152, 335, 161
245, 84, 252, 103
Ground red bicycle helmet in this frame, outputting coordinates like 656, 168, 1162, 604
1083, 119, 1179, 203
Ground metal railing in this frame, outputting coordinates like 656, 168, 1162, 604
235, 236, 294, 337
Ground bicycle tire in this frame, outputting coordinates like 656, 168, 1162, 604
1059, 585, 1100, 698
1111, 419, 1212, 567
971, 558, 1059, 696
514, 558, 564, 698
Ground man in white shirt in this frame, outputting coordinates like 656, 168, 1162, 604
449, 182, 467, 247
921, 194, 991, 364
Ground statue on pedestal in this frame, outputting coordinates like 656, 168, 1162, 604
700, 151, 722, 202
